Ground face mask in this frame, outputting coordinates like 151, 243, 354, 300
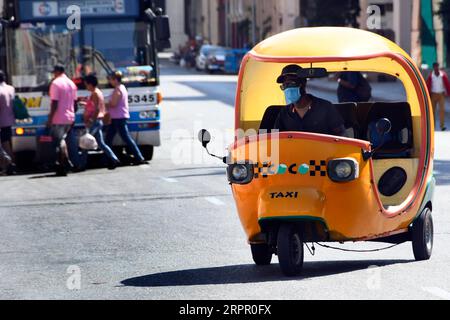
284, 87, 301, 105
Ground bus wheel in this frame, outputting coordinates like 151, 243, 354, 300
277, 223, 304, 277
140, 145, 154, 161
411, 207, 433, 261
251, 243, 272, 266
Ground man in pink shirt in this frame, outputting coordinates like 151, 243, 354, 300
47, 65, 78, 176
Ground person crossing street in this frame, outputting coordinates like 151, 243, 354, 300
427, 62, 450, 131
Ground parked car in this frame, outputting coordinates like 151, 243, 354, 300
205, 48, 228, 74
195, 45, 228, 73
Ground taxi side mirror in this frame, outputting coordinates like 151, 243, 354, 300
198, 129, 227, 163
198, 129, 211, 148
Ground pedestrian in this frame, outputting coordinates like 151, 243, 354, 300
47, 65, 79, 176
105, 71, 147, 165
0, 70, 16, 174
337, 71, 372, 103
426, 62, 450, 131
80, 74, 120, 170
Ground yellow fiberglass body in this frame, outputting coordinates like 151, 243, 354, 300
200, 27, 435, 276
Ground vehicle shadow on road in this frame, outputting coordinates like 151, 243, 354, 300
28, 173, 63, 179
171, 169, 225, 179
120, 259, 412, 287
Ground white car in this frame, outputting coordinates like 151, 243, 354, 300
195, 45, 226, 72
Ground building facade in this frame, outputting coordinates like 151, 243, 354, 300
178, 0, 300, 48
359, 0, 447, 68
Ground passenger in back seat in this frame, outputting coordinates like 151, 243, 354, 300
273, 65, 345, 136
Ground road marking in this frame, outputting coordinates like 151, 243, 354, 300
160, 177, 178, 183
205, 197, 225, 206
422, 287, 450, 300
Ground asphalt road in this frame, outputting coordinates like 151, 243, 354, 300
1, 60, 449, 300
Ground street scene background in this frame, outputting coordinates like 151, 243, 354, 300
0, 0, 450, 300
1, 57, 450, 299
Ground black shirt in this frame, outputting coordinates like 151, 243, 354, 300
274, 94, 345, 136
337, 72, 360, 102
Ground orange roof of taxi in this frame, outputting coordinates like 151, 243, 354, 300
250, 27, 409, 59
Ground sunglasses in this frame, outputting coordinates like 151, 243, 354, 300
280, 81, 301, 90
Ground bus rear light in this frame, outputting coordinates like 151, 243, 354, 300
138, 123, 159, 129
157, 92, 163, 104
16, 128, 24, 135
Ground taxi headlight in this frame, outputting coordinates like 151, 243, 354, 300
227, 163, 254, 184
327, 158, 359, 182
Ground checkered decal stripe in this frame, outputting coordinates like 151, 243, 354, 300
309, 160, 327, 177
253, 161, 328, 178
254, 162, 272, 178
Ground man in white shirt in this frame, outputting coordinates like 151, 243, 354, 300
427, 63, 450, 131
0, 70, 16, 174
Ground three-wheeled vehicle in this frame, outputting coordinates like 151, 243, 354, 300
199, 27, 435, 277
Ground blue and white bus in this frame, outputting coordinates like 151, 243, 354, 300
0, 0, 170, 162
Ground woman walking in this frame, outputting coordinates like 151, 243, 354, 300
105, 71, 146, 165
81, 74, 120, 170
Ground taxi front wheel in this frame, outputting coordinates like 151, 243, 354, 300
251, 244, 272, 265
277, 223, 304, 277
411, 207, 433, 261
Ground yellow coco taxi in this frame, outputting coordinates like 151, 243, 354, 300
199, 27, 435, 277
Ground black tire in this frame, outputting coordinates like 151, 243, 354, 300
140, 145, 154, 161
251, 243, 272, 266
411, 207, 434, 261
277, 223, 304, 277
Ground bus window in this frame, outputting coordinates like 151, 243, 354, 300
6, 23, 79, 92
82, 21, 155, 87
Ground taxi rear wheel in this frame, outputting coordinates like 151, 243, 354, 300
250, 244, 272, 266
277, 223, 304, 277
411, 207, 433, 261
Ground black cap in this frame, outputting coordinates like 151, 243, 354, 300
53, 65, 65, 73
276, 64, 304, 83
